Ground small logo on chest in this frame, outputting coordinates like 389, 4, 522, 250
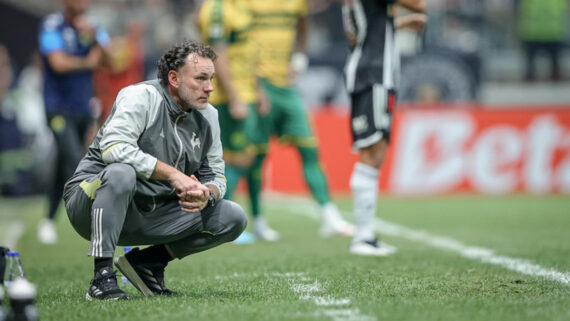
191, 132, 201, 150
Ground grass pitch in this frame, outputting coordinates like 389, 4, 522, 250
1, 194, 569, 321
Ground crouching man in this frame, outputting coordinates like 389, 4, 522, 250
63, 40, 247, 300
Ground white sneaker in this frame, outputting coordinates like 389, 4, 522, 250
349, 238, 397, 256
233, 231, 257, 244
253, 217, 280, 242
319, 203, 355, 238
38, 219, 57, 244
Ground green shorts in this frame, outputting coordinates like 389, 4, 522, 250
260, 78, 316, 148
214, 103, 258, 153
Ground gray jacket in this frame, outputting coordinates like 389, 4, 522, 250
65, 79, 226, 211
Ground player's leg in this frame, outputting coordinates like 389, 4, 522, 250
214, 103, 256, 199
115, 199, 246, 296
165, 199, 247, 256
524, 41, 538, 82
547, 42, 561, 82
245, 107, 278, 242
223, 165, 244, 201
64, 163, 137, 300
349, 84, 396, 256
39, 113, 89, 244
268, 80, 353, 237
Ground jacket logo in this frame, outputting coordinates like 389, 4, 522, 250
191, 132, 201, 150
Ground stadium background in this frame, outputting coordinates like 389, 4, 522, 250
1, 0, 569, 197
0, 1, 569, 321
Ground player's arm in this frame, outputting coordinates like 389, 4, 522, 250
256, 81, 271, 116
74, 14, 113, 69
152, 161, 209, 202
296, 15, 308, 55
194, 107, 227, 199
45, 51, 100, 74
289, 15, 309, 84
183, 108, 226, 212
92, 29, 113, 69
99, 85, 158, 179
41, 15, 111, 74
395, 0, 425, 13
211, 43, 247, 119
197, 0, 247, 119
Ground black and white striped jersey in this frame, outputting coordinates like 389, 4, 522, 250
342, 0, 399, 94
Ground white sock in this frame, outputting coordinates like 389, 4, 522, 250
350, 162, 379, 242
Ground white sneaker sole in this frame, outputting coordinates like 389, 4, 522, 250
349, 242, 397, 256
114, 256, 154, 296
320, 221, 355, 238
255, 230, 280, 242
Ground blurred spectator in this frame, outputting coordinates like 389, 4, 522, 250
517, 0, 568, 82
17, 52, 57, 192
0, 45, 34, 196
37, 0, 112, 244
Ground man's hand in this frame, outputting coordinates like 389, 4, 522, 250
177, 175, 209, 213
84, 46, 102, 70
288, 52, 308, 85
151, 160, 210, 213
229, 99, 248, 120
395, 13, 427, 31
257, 85, 271, 116
74, 14, 96, 43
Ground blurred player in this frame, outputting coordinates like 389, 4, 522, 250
63, 41, 246, 300
343, 0, 426, 255
37, 0, 111, 244
517, 0, 568, 82
246, 0, 354, 241
198, 0, 272, 240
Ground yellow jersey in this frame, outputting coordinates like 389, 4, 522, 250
198, 0, 257, 105
247, 0, 308, 87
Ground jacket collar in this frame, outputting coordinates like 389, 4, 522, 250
159, 79, 190, 120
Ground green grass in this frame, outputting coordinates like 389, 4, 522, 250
2, 194, 569, 321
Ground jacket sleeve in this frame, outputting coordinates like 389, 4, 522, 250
99, 85, 158, 179
196, 106, 227, 198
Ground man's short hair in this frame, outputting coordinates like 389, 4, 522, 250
157, 40, 217, 84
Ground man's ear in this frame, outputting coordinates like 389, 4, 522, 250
168, 70, 179, 88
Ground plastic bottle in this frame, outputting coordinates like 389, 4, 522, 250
5, 252, 15, 288
121, 247, 131, 285
7, 279, 37, 321
5, 252, 25, 288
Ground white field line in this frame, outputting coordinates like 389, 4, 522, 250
214, 271, 376, 321
2, 221, 24, 250
265, 193, 570, 285
375, 218, 570, 285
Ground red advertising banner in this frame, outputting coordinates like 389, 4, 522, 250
385, 107, 570, 195
262, 107, 570, 195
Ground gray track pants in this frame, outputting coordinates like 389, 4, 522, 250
63, 163, 247, 258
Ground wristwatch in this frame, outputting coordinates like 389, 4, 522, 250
207, 190, 217, 208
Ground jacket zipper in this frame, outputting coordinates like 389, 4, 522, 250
171, 114, 184, 194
